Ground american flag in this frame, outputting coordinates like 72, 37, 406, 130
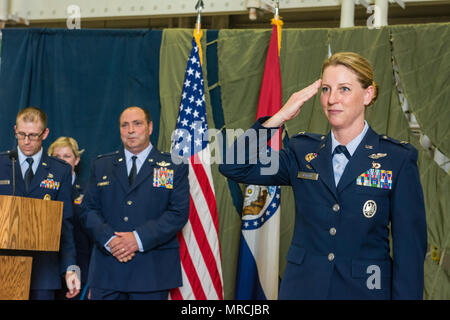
169, 36, 224, 300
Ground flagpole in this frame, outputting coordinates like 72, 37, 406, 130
195, 0, 204, 35
271, 0, 283, 56
274, 0, 279, 20
194, 0, 204, 65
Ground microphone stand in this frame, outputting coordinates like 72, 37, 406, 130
9, 150, 17, 196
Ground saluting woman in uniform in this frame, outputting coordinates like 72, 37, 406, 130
219, 52, 427, 299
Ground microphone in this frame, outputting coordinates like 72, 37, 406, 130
9, 150, 18, 196
9, 150, 18, 161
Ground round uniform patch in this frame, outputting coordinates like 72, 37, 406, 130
363, 200, 377, 218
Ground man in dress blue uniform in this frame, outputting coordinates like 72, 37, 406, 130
81, 106, 190, 300
0, 107, 79, 300
219, 52, 427, 299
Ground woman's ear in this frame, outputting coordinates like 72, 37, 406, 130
364, 85, 375, 106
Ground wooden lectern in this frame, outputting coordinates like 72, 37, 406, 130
0, 195, 63, 300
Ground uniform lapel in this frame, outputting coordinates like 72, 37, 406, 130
336, 127, 380, 193
28, 154, 51, 193
309, 133, 337, 199
112, 150, 130, 193
128, 147, 160, 194
72, 177, 81, 199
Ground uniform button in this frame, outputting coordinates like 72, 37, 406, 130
328, 253, 335, 261
332, 204, 340, 212
329, 227, 336, 236
127, 200, 133, 205
123, 216, 129, 222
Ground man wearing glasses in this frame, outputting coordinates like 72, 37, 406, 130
0, 106, 79, 300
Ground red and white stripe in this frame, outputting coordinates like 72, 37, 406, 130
170, 147, 224, 300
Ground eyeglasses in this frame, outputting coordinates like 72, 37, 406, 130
15, 129, 46, 141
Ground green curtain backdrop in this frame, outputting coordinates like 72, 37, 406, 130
391, 23, 450, 158
280, 29, 329, 136
390, 23, 450, 300
218, 29, 273, 131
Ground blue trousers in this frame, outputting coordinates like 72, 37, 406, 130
29, 290, 56, 300
90, 287, 169, 300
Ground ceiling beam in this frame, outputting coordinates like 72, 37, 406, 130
8, 0, 446, 22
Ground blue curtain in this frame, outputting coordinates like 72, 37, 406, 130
0, 28, 162, 182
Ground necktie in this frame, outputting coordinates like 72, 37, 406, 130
129, 156, 137, 185
24, 157, 34, 191
333, 145, 351, 160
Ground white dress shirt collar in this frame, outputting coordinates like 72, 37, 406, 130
17, 146, 42, 175
331, 120, 369, 156
123, 143, 153, 175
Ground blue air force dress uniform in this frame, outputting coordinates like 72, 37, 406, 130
219, 117, 427, 300
0, 149, 76, 292
80, 145, 189, 294
71, 178, 92, 289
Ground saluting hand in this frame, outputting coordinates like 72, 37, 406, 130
263, 79, 322, 128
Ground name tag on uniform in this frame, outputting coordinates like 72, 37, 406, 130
0, 180, 10, 185
297, 171, 319, 181
97, 181, 110, 187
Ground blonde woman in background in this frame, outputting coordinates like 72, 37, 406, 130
49, 137, 92, 299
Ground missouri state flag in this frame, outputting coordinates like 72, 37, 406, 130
235, 17, 283, 300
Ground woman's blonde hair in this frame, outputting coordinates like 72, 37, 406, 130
48, 136, 84, 158
322, 52, 378, 106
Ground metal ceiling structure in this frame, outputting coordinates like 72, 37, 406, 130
0, 0, 448, 29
